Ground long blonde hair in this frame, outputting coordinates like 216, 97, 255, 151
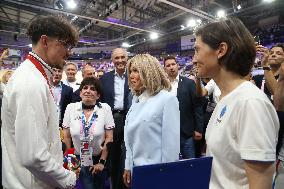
127, 54, 171, 96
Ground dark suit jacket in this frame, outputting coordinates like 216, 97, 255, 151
99, 70, 131, 111
177, 76, 204, 138
72, 88, 81, 103
59, 83, 73, 126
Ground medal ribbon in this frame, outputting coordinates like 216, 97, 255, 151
27, 54, 54, 98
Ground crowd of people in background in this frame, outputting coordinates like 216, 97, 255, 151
0, 15, 283, 189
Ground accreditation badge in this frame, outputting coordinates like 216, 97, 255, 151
80, 139, 93, 167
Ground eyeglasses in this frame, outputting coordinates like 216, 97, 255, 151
56, 39, 73, 51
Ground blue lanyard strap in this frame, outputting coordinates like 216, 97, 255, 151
81, 110, 97, 137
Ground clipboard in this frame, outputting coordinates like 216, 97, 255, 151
132, 157, 213, 189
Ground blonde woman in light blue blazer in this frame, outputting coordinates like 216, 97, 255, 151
123, 54, 180, 187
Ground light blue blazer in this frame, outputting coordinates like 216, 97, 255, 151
124, 90, 180, 171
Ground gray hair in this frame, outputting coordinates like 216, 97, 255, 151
64, 62, 78, 71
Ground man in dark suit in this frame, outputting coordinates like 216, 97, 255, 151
51, 67, 73, 152
51, 67, 73, 127
100, 48, 131, 189
164, 56, 204, 158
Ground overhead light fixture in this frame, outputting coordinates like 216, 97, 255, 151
263, 0, 275, 2
149, 32, 159, 40
187, 19, 197, 28
181, 25, 185, 30
54, 0, 65, 10
122, 42, 131, 48
217, 10, 226, 18
196, 19, 202, 24
67, 0, 77, 9
71, 16, 78, 21
237, 5, 241, 10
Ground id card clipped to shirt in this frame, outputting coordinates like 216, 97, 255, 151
80, 110, 97, 167
80, 138, 93, 167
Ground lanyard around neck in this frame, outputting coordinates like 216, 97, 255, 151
81, 110, 97, 137
27, 54, 54, 98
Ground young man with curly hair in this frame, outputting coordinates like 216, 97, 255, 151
1, 16, 79, 189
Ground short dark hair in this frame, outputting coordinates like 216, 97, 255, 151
195, 17, 256, 77
27, 15, 79, 46
271, 43, 284, 51
79, 77, 103, 96
163, 56, 177, 66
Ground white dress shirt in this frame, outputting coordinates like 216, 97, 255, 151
1, 52, 76, 189
114, 70, 125, 110
169, 75, 179, 96
63, 80, 80, 92
204, 79, 221, 103
52, 82, 62, 120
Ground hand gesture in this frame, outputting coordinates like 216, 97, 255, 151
256, 45, 269, 67
123, 169, 131, 188
89, 163, 104, 175
72, 167, 80, 180
193, 131, 202, 140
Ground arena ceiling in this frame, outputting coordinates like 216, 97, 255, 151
0, 0, 283, 49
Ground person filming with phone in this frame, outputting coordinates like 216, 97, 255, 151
253, 43, 284, 100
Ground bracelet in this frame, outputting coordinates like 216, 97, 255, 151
263, 66, 271, 71
99, 159, 106, 166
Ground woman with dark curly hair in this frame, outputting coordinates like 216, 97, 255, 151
63, 77, 114, 189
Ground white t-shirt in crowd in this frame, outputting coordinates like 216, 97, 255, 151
62, 79, 80, 92
206, 81, 279, 189
63, 102, 115, 156
205, 79, 221, 103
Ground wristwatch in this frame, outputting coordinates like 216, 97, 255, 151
263, 66, 271, 71
99, 159, 106, 166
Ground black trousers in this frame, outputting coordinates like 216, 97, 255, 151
110, 112, 127, 189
